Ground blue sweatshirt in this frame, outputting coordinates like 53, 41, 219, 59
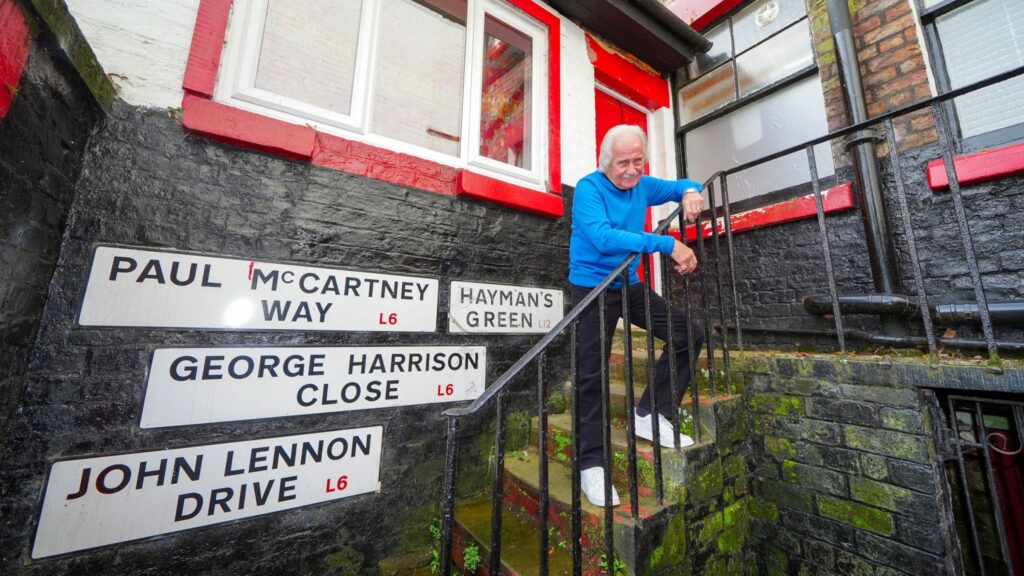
569, 171, 702, 287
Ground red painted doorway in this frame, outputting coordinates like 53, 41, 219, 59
594, 87, 655, 282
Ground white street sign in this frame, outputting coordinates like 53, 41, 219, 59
79, 246, 438, 332
141, 346, 486, 428
33, 428, 382, 559
448, 281, 563, 334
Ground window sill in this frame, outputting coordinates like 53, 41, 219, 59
927, 141, 1024, 190
668, 182, 854, 241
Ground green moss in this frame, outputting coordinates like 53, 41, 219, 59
765, 436, 797, 460
781, 460, 798, 483
645, 511, 689, 574
768, 549, 789, 576
749, 498, 780, 522
506, 410, 531, 451
323, 529, 364, 576
400, 505, 440, 550
689, 459, 724, 502
547, 389, 567, 414
28, 0, 115, 109
849, 477, 914, 512
844, 425, 928, 462
749, 391, 802, 414
698, 511, 724, 544
723, 453, 746, 478
818, 497, 894, 535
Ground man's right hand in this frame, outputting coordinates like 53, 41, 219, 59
670, 240, 697, 274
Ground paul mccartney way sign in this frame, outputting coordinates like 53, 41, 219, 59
140, 346, 486, 428
79, 246, 438, 332
449, 281, 564, 334
32, 428, 381, 559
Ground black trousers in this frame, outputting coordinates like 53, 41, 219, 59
571, 282, 705, 470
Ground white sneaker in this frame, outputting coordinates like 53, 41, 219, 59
635, 409, 695, 448
580, 467, 620, 507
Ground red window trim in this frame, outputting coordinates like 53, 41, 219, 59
0, 0, 32, 120
586, 35, 669, 111
667, 182, 855, 242
181, 0, 563, 217
926, 141, 1024, 191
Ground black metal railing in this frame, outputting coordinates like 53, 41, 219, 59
436, 64, 1024, 575
438, 183, 717, 575
944, 395, 1024, 576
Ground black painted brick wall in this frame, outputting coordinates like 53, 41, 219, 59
0, 39, 101, 435
0, 101, 570, 574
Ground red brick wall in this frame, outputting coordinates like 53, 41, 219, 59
810, 0, 937, 158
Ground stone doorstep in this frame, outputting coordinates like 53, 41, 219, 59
530, 412, 701, 497
500, 450, 676, 573
450, 498, 577, 576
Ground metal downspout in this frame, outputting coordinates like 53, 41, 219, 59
826, 0, 907, 336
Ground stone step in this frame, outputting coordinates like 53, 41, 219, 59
501, 449, 672, 572
451, 498, 576, 576
530, 413, 701, 497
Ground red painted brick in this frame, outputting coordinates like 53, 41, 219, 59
182, 93, 316, 159
182, 0, 232, 96
0, 0, 32, 118
927, 141, 1024, 189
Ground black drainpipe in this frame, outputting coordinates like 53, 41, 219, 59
826, 0, 907, 337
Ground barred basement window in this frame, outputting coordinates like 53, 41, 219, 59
216, 0, 549, 189
919, 0, 1024, 151
676, 0, 835, 206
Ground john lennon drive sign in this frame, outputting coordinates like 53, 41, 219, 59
79, 246, 438, 332
32, 428, 381, 558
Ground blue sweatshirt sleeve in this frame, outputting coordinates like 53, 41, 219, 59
575, 180, 677, 255
643, 176, 704, 206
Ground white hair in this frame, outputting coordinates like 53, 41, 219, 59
599, 125, 647, 173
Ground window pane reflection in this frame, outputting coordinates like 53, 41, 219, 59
479, 14, 532, 169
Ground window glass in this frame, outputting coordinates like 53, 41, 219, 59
255, 0, 363, 115
678, 62, 736, 125
372, 0, 467, 155
935, 0, 1024, 138
478, 15, 532, 169
687, 22, 732, 79
732, 0, 806, 54
685, 76, 835, 203
736, 18, 813, 97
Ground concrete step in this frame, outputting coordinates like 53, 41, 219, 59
501, 450, 672, 573
451, 498, 576, 576
530, 413, 704, 497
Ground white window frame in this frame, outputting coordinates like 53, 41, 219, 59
215, 0, 549, 190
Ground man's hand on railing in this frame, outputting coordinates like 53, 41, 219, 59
670, 240, 698, 274
681, 182, 705, 223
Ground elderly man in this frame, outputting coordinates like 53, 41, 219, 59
569, 124, 706, 507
